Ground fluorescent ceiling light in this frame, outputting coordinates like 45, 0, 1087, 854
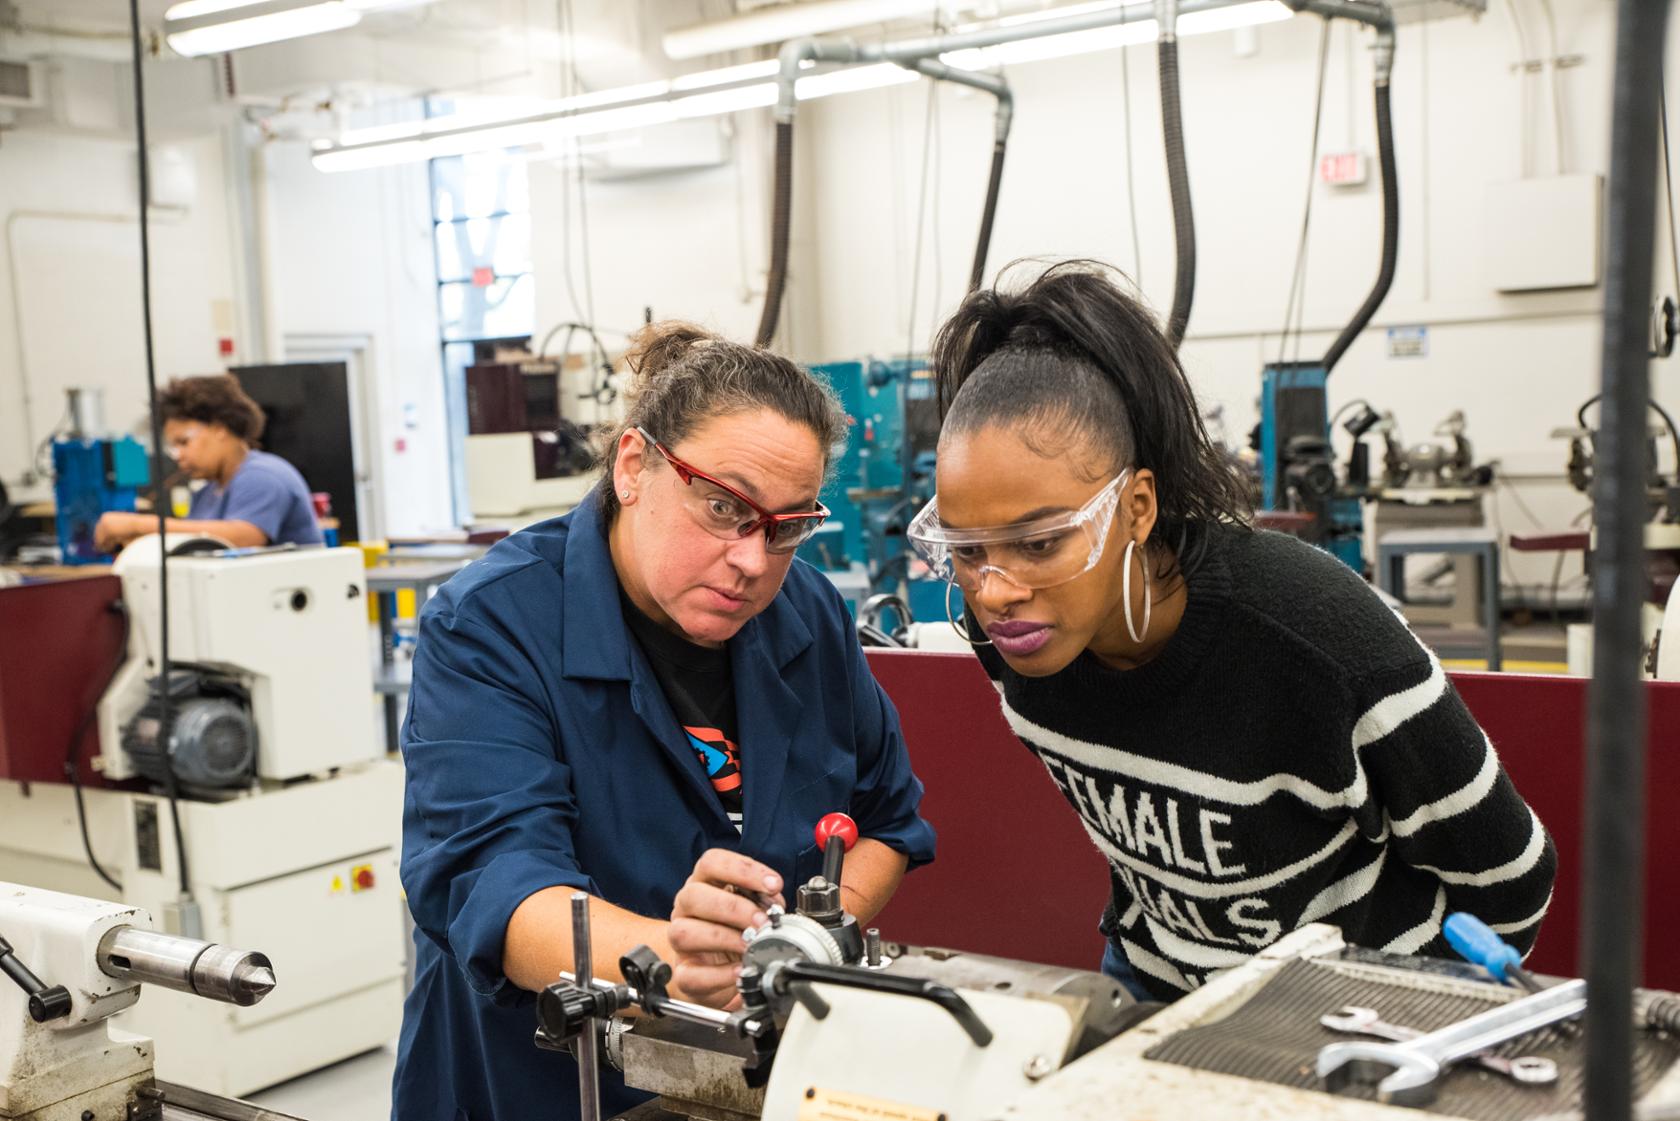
312, 60, 916, 173
164, 0, 361, 57
328, 60, 804, 152
313, 0, 1289, 173
796, 62, 920, 99
1178, 2, 1295, 35
663, 0, 947, 61
669, 59, 783, 91
942, 0, 1292, 69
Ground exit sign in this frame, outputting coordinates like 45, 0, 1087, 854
1319, 151, 1368, 187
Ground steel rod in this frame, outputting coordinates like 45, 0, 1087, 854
557, 971, 736, 1030
571, 894, 602, 1121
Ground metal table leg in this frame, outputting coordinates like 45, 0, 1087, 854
1483, 541, 1502, 671
378, 590, 398, 753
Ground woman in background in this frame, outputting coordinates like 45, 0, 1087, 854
95, 374, 322, 550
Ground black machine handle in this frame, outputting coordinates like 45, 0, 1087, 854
770, 961, 993, 1049
813, 813, 858, 886
0, 933, 72, 1023
821, 837, 845, 885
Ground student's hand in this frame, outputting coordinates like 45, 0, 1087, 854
94, 511, 147, 553
668, 849, 785, 1009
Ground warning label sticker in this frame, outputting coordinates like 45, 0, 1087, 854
796, 1087, 944, 1121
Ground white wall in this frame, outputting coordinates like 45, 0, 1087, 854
528, 114, 815, 366
0, 53, 453, 540
260, 140, 454, 536
0, 86, 240, 501
761, 0, 1676, 599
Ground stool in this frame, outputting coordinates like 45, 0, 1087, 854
1376, 527, 1502, 671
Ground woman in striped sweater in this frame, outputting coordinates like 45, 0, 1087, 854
906, 261, 1556, 1001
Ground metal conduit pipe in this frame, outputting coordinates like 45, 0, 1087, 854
1320, 76, 1395, 372
868, 0, 1238, 63
1156, 0, 1196, 349
1283, 0, 1397, 374
758, 39, 1018, 341
754, 117, 795, 347
1583, 4, 1670, 1119
1283, 0, 1393, 32
900, 58, 1013, 293
756, 0, 1245, 344
756, 37, 867, 347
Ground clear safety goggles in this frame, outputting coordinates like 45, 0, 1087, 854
906, 470, 1130, 591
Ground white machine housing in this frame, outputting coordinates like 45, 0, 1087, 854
465, 433, 598, 520
0, 885, 150, 1120
117, 762, 405, 1096
1660, 579, 1680, 681
1566, 522, 1680, 679
97, 537, 379, 783
0, 765, 406, 1100
762, 982, 1079, 1121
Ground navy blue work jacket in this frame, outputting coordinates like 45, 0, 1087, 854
392, 494, 937, 1121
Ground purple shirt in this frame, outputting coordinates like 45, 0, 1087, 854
187, 449, 324, 546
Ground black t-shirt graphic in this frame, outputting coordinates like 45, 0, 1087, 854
620, 592, 744, 831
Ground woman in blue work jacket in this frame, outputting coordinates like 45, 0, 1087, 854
392, 322, 937, 1121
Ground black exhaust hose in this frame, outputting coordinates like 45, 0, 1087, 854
969, 139, 1008, 293
755, 119, 795, 348
1322, 80, 1398, 374
1583, 2, 1669, 1119
1158, 37, 1195, 349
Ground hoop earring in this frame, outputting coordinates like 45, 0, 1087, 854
945, 581, 993, 647
1122, 539, 1152, 645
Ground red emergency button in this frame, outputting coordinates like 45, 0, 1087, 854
352, 864, 376, 892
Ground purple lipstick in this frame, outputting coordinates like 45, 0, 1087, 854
986, 619, 1053, 657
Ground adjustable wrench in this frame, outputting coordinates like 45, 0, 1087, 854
1320, 1005, 1558, 1085
1317, 978, 1586, 1106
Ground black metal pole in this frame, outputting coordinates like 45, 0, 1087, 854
1582, 4, 1669, 1120
127, 0, 193, 902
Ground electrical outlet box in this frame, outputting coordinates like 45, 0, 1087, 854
0, 57, 42, 109
1483, 174, 1604, 292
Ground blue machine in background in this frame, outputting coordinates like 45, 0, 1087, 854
52, 435, 150, 565
800, 358, 948, 625
1258, 361, 1365, 573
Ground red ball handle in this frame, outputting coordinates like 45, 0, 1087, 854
814, 812, 858, 852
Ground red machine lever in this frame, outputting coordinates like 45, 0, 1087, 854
814, 813, 858, 852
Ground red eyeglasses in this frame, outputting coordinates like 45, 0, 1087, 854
635, 427, 829, 554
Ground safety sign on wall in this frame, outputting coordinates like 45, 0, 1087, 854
1386, 325, 1428, 359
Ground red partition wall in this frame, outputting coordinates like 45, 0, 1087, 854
867, 651, 1110, 970
0, 575, 126, 786
1452, 673, 1680, 986
866, 650, 1680, 987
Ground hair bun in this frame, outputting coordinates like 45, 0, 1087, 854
625, 321, 716, 386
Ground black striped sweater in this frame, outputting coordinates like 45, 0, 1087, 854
973, 525, 1558, 1000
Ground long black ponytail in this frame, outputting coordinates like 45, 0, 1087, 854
931, 259, 1251, 560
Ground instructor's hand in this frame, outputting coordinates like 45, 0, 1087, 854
668, 850, 784, 1009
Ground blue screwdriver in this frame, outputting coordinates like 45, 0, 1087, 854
1444, 911, 1580, 1036
1443, 912, 1544, 993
